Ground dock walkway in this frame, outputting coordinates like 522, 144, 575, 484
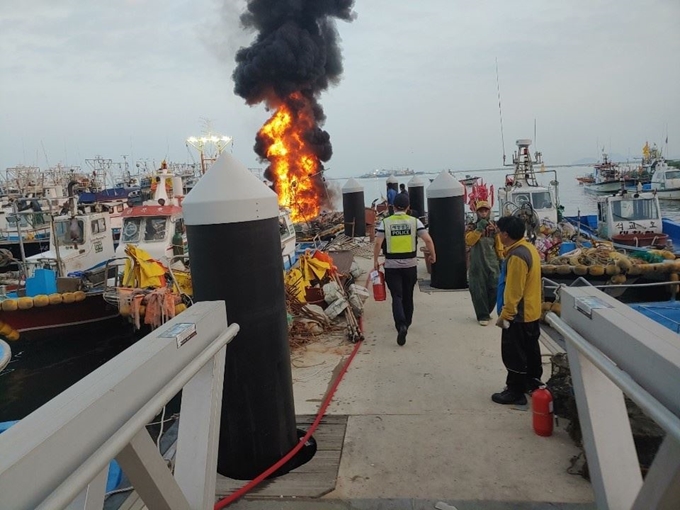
222, 255, 595, 509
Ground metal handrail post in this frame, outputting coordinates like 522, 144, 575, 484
36, 324, 238, 510
546, 312, 680, 443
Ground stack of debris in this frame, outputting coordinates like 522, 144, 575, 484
284, 250, 368, 345
324, 233, 374, 259
295, 211, 345, 242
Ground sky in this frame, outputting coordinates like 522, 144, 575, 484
1, 0, 679, 180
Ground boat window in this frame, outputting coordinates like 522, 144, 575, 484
54, 219, 85, 246
144, 216, 167, 242
91, 218, 106, 234
279, 216, 288, 237
513, 193, 530, 207
6, 213, 30, 228
122, 218, 142, 243
174, 219, 185, 236
531, 191, 553, 209
611, 199, 659, 221
665, 170, 680, 180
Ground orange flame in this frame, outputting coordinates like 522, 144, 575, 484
258, 92, 324, 222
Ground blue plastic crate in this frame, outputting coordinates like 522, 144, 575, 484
25, 268, 57, 297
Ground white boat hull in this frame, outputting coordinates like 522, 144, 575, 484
651, 187, 680, 200
583, 181, 626, 195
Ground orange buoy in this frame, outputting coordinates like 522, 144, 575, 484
33, 295, 50, 307
17, 297, 34, 310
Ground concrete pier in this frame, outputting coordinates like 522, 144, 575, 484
221, 253, 594, 508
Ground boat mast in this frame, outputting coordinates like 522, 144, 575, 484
186, 133, 233, 175
11, 201, 28, 279
495, 58, 507, 166
512, 139, 542, 187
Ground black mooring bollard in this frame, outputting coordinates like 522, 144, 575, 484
182, 152, 300, 480
426, 171, 467, 289
386, 174, 398, 215
342, 178, 366, 237
407, 175, 426, 223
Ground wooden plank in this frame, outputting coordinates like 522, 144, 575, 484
215, 415, 347, 499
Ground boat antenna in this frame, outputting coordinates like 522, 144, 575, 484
495, 58, 507, 166
41, 140, 51, 169
533, 119, 537, 152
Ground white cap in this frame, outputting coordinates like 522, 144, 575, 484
426, 171, 465, 199
183, 152, 278, 225
342, 177, 363, 194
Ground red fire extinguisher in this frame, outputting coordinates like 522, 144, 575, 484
532, 386, 554, 437
371, 269, 386, 302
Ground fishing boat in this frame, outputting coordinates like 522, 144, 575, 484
105, 170, 296, 331
642, 143, 680, 200
0, 183, 67, 263
540, 185, 680, 302
459, 174, 480, 187
582, 153, 624, 195
114, 163, 187, 264
498, 139, 560, 227
0, 205, 51, 261
359, 168, 415, 179
575, 174, 595, 185
568, 185, 672, 250
0, 186, 122, 343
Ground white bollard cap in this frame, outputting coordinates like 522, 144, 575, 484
342, 177, 363, 194
426, 171, 465, 199
183, 152, 279, 225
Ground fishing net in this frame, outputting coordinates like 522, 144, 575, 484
547, 353, 665, 479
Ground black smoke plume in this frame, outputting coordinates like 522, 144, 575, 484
233, 0, 356, 170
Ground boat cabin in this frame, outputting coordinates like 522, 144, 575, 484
647, 159, 680, 199
115, 205, 185, 262
280, 210, 297, 270
26, 211, 115, 278
0, 210, 51, 242
497, 139, 560, 225
498, 187, 558, 223
596, 191, 667, 248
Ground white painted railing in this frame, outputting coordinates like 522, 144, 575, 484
546, 286, 680, 510
0, 301, 238, 510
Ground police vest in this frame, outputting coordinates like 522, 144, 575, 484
383, 214, 418, 259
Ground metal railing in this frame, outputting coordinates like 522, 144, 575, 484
0, 301, 237, 510
546, 286, 680, 509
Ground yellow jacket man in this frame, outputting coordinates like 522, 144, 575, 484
492, 215, 542, 405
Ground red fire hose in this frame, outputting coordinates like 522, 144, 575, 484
214, 317, 364, 509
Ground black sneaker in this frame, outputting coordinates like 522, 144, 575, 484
397, 325, 408, 346
491, 388, 527, 405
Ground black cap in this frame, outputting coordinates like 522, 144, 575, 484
393, 193, 409, 210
